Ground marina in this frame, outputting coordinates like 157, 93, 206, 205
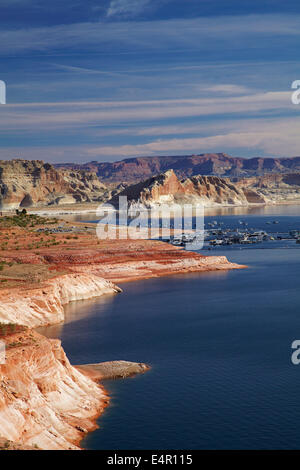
164, 219, 300, 248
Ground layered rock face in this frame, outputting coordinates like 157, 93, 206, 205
0, 273, 121, 328
0, 330, 107, 450
0, 220, 244, 450
0, 159, 107, 209
56, 154, 300, 184
2, 157, 300, 210
237, 173, 300, 203
181, 175, 266, 206
108, 170, 266, 208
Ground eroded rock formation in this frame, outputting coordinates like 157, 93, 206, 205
0, 330, 107, 450
108, 169, 266, 208
0, 222, 244, 450
0, 159, 107, 210
0, 273, 121, 327
237, 173, 300, 203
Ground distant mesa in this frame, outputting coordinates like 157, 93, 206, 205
56, 153, 300, 184
1, 155, 300, 210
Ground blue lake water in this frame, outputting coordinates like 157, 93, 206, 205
41, 205, 300, 449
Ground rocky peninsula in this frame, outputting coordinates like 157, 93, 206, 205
0, 212, 244, 449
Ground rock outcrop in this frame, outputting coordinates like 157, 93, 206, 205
237, 173, 300, 203
0, 159, 107, 210
2, 157, 300, 210
0, 221, 244, 450
0, 273, 121, 328
108, 170, 266, 208
76, 361, 150, 380
56, 154, 300, 184
0, 330, 107, 450
0, 229, 243, 327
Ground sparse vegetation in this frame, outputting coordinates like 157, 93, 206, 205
0, 217, 99, 289
0, 440, 10, 450
0, 323, 26, 338
0, 212, 58, 229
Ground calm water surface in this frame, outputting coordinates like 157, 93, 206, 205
40, 205, 300, 449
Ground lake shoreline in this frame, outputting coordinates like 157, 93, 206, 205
0, 217, 244, 450
22, 199, 300, 217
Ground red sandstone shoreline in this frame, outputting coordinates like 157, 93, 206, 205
0, 224, 245, 450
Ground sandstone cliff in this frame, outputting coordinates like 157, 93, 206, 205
0, 273, 121, 328
0, 159, 107, 210
2, 157, 300, 210
237, 173, 300, 203
108, 169, 266, 208
0, 229, 243, 326
0, 220, 244, 450
0, 243, 242, 449
0, 329, 107, 450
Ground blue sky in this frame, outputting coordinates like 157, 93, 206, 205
0, 0, 300, 162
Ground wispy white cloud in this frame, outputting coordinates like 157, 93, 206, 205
0, 91, 293, 129
0, 116, 299, 162
202, 84, 251, 95
85, 118, 300, 158
106, 0, 150, 18
51, 63, 130, 77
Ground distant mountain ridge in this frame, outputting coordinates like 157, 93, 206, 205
0, 158, 299, 210
55, 153, 300, 184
